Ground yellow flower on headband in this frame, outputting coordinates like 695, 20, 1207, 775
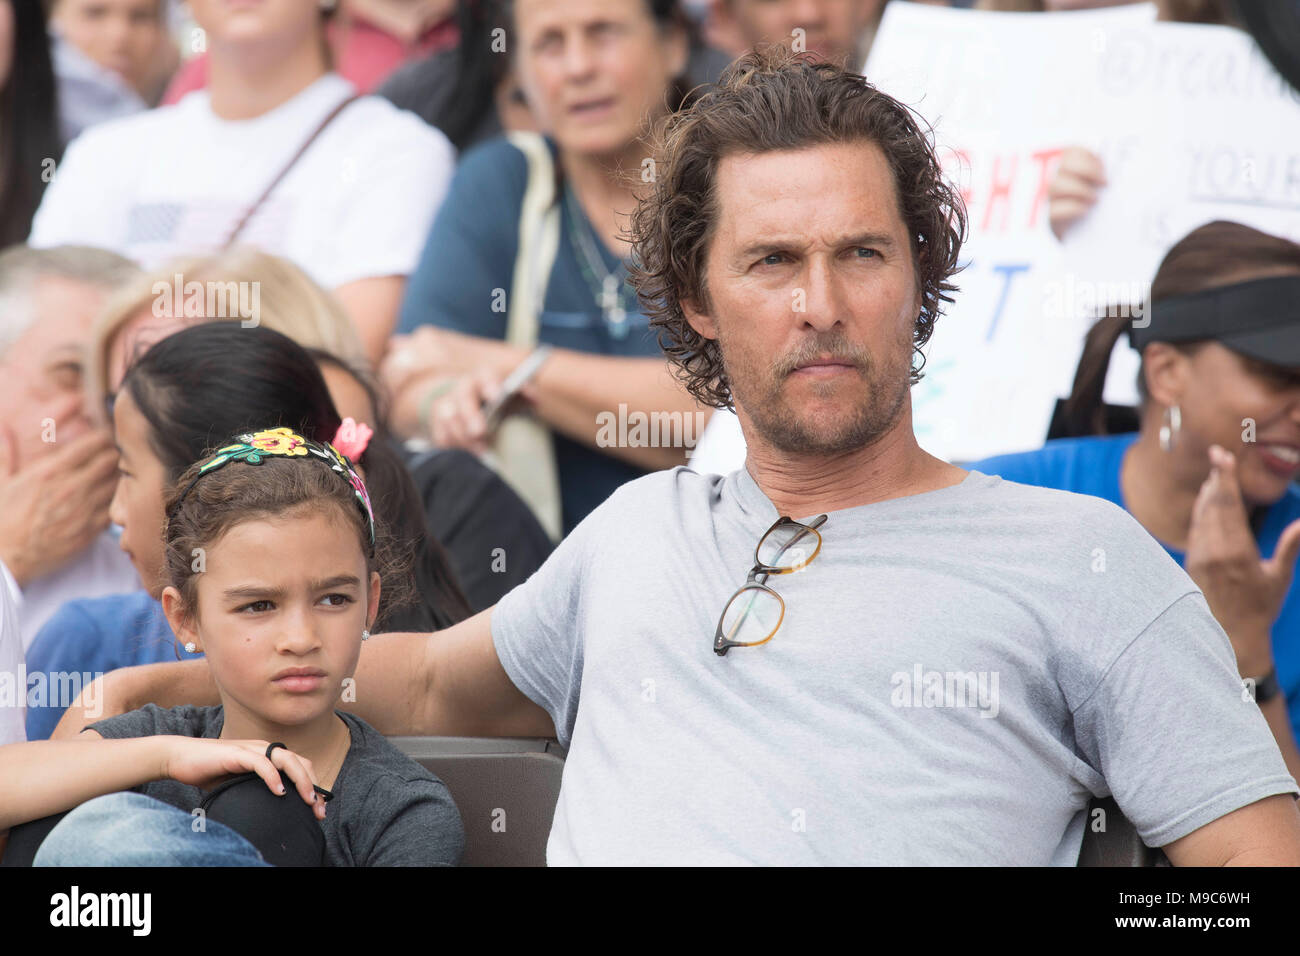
182, 426, 377, 553
247, 427, 308, 457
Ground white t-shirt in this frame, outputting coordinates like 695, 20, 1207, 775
0, 556, 24, 745
29, 73, 455, 289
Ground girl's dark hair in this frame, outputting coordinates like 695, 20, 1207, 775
1, 0, 62, 246
119, 322, 471, 631
161, 451, 403, 625
1062, 221, 1300, 436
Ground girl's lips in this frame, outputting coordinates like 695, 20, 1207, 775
273, 674, 326, 693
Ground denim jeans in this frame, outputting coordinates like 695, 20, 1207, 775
34, 792, 272, 867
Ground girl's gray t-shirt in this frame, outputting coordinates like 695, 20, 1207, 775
88, 705, 464, 866
492, 465, 1298, 865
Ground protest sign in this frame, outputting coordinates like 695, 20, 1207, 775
1064, 20, 1300, 404
859, 1, 1157, 461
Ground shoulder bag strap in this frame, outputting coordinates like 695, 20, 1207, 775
485, 131, 563, 541
221, 93, 361, 248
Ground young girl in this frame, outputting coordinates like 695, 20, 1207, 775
0, 426, 464, 866
23, 322, 471, 740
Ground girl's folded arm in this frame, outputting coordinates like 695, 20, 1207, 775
0, 730, 172, 830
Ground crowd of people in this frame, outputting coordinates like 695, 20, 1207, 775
1, 0, 1299, 867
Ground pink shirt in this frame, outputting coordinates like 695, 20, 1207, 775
162, 13, 458, 104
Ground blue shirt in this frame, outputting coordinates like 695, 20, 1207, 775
398, 135, 660, 535
972, 433, 1300, 745
24, 591, 202, 741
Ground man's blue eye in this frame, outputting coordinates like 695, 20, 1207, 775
762, 254, 784, 266
857, 248, 878, 258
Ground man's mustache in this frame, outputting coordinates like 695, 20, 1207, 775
771, 336, 873, 377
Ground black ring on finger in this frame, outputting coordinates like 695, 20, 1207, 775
266, 742, 287, 760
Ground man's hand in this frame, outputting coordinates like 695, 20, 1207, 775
1184, 445, 1300, 676
0, 428, 119, 588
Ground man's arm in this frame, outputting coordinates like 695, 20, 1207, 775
52, 607, 555, 740
50, 660, 219, 739
1163, 793, 1300, 866
354, 607, 555, 737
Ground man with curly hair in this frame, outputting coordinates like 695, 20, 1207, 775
68, 48, 1300, 866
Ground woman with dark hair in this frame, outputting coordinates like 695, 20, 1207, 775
381, 0, 714, 540
23, 322, 471, 740
378, 0, 729, 153
971, 221, 1300, 777
0, 0, 62, 246
379, 0, 533, 153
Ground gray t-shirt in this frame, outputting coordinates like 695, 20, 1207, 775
88, 704, 464, 866
492, 465, 1299, 865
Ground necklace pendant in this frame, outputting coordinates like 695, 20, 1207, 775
607, 304, 629, 338
600, 274, 621, 311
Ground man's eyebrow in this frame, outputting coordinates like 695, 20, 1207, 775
736, 232, 900, 259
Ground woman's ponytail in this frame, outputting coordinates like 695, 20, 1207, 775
1059, 313, 1134, 438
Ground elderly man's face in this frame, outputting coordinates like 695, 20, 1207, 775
685, 140, 921, 457
0, 276, 106, 471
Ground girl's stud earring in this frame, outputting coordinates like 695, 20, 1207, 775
361, 630, 370, 642
184, 642, 197, 654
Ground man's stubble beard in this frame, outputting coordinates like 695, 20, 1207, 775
721, 330, 913, 457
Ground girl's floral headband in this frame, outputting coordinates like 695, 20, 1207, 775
171, 427, 376, 551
